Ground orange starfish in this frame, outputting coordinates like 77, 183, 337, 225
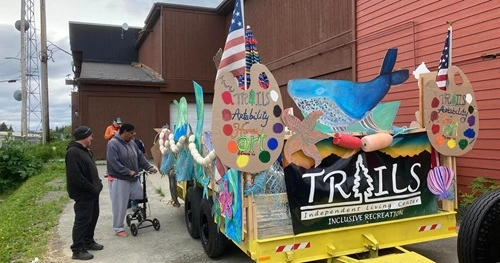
282, 109, 329, 167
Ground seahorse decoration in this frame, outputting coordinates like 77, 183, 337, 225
172, 97, 194, 182
173, 98, 189, 141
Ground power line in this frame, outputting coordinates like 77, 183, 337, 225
47, 40, 71, 56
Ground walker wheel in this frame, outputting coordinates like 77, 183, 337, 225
126, 214, 132, 227
136, 212, 143, 223
130, 223, 138, 236
153, 218, 160, 230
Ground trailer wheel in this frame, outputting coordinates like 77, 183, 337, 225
457, 190, 500, 263
200, 197, 227, 258
185, 186, 202, 239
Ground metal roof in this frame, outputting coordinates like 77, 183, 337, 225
79, 62, 163, 83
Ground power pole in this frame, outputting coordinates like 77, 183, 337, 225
40, 0, 49, 143
20, 0, 28, 137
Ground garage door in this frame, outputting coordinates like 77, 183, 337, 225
169, 103, 212, 134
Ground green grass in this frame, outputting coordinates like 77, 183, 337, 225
0, 163, 68, 263
155, 186, 165, 197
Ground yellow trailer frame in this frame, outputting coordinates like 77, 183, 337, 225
177, 181, 456, 263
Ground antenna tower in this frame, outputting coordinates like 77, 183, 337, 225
24, 0, 42, 133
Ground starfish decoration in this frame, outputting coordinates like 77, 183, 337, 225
218, 180, 233, 219
282, 109, 329, 167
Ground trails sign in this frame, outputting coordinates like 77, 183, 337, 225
284, 132, 438, 234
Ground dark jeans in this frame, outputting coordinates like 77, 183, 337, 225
71, 196, 100, 252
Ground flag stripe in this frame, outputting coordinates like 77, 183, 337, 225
435, 27, 451, 90
216, 0, 245, 79
220, 43, 245, 62
219, 53, 245, 70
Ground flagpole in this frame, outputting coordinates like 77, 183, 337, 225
444, 21, 457, 209
241, 0, 247, 90
447, 21, 453, 68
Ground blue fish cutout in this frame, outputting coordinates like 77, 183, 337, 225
287, 48, 409, 131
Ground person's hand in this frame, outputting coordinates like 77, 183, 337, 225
149, 167, 158, 174
130, 171, 137, 177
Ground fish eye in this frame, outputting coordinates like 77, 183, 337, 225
315, 87, 325, 95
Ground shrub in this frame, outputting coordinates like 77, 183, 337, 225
459, 177, 500, 208
0, 139, 43, 192
31, 140, 69, 163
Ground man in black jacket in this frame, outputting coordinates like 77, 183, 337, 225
65, 126, 103, 260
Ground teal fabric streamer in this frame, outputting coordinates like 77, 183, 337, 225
225, 169, 242, 244
175, 147, 194, 181
160, 151, 175, 176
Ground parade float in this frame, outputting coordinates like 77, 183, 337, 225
148, 2, 484, 262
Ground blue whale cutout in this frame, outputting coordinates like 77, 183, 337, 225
287, 48, 409, 131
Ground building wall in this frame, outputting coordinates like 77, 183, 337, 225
355, 0, 500, 192
161, 8, 226, 93
77, 83, 167, 159
138, 0, 355, 120
139, 18, 162, 76
240, 0, 356, 110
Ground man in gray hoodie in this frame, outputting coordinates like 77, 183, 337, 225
106, 123, 157, 237
65, 126, 103, 260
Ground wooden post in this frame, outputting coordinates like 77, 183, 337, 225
440, 155, 456, 211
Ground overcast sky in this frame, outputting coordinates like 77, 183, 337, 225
0, 0, 222, 132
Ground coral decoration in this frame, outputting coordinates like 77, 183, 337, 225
281, 109, 329, 167
218, 180, 233, 219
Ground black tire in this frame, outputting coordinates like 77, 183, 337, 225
185, 185, 202, 239
153, 218, 160, 230
199, 198, 227, 258
126, 214, 132, 227
136, 212, 143, 223
138, 208, 146, 223
130, 223, 138, 236
458, 190, 500, 263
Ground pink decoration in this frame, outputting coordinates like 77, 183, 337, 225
218, 180, 233, 219
427, 166, 454, 200
282, 109, 329, 167
333, 133, 362, 149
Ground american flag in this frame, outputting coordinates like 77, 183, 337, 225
436, 27, 451, 90
216, 0, 245, 78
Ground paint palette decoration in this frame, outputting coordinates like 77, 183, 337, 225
212, 63, 285, 173
423, 66, 479, 156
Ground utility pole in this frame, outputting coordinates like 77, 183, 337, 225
40, 0, 49, 143
20, 0, 28, 137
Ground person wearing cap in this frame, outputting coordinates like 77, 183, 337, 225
104, 118, 122, 178
65, 126, 104, 260
106, 123, 157, 237
104, 118, 122, 141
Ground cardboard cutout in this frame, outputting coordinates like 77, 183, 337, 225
287, 48, 409, 132
423, 66, 479, 156
212, 64, 285, 173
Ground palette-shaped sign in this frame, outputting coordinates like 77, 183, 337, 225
212, 64, 285, 173
423, 66, 479, 156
